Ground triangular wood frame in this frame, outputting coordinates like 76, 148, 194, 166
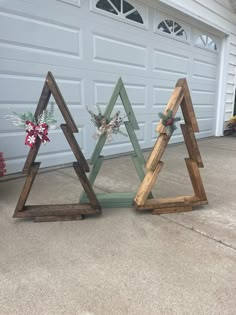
13, 72, 101, 222
80, 77, 152, 208
134, 78, 208, 214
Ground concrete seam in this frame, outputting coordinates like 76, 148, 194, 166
161, 215, 236, 252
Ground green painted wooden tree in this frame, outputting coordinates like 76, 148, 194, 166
80, 78, 152, 208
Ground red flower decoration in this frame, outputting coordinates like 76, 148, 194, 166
25, 120, 50, 148
0, 152, 6, 177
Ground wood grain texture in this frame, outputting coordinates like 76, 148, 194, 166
15, 72, 102, 222
23, 80, 51, 174
46, 72, 78, 133
14, 162, 41, 216
73, 162, 101, 211
156, 86, 184, 133
152, 206, 192, 215
146, 134, 170, 171
181, 124, 204, 168
185, 158, 207, 201
61, 124, 89, 172
34, 215, 83, 222
15, 204, 98, 218
134, 162, 164, 206
134, 78, 207, 214
177, 79, 199, 133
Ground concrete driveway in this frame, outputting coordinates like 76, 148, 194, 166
0, 137, 235, 315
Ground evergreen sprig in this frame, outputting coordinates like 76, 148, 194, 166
158, 109, 181, 136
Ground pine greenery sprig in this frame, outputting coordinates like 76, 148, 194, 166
2, 102, 57, 129
158, 109, 181, 136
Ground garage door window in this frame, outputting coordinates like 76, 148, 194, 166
157, 19, 187, 40
196, 35, 217, 51
95, 0, 144, 24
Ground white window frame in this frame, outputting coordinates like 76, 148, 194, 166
154, 11, 190, 44
90, 0, 148, 30
193, 30, 219, 54
57, 0, 80, 7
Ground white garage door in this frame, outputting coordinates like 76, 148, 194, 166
0, 0, 221, 174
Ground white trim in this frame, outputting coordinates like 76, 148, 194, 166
57, 0, 80, 7
147, 0, 231, 35
216, 35, 231, 136
90, 0, 148, 30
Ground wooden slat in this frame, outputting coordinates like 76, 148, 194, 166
90, 135, 106, 165
185, 158, 207, 201
156, 86, 184, 133
61, 124, 89, 172
134, 161, 164, 206
152, 206, 192, 215
103, 77, 123, 118
73, 162, 101, 211
34, 215, 83, 222
34, 79, 52, 120
23, 80, 51, 174
79, 156, 103, 201
119, 84, 139, 130
125, 121, 145, 165
135, 195, 192, 210
13, 162, 40, 216
80, 191, 136, 208
14, 203, 98, 218
177, 79, 199, 133
146, 134, 170, 171
135, 195, 208, 210
181, 124, 204, 168
22, 138, 42, 175
131, 155, 153, 199
46, 72, 78, 133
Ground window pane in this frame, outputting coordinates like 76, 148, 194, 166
158, 21, 171, 34
126, 10, 143, 24
110, 0, 121, 12
96, 0, 118, 14
165, 19, 173, 32
174, 22, 182, 33
123, 0, 134, 13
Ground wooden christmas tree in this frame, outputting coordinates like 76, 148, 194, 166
13, 72, 101, 222
80, 78, 152, 208
134, 78, 208, 214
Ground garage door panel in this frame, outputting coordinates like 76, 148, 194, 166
0, 74, 83, 105
94, 81, 147, 109
93, 34, 147, 69
0, 12, 80, 56
194, 106, 215, 119
193, 60, 217, 79
197, 118, 214, 132
154, 50, 189, 74
192, 91, 216, 105
153, 86, 175, 106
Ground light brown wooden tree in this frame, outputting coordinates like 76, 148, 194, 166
134, 78, 208, 214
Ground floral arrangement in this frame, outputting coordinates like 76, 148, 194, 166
159, 109, 181, 136
0, 152, 6, 177
227, 115, 236, 132
2, 102, 57, 148
86, 106, 127, 142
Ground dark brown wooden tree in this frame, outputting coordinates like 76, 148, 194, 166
134, 78, 208, 214
13, 72, 101, 222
